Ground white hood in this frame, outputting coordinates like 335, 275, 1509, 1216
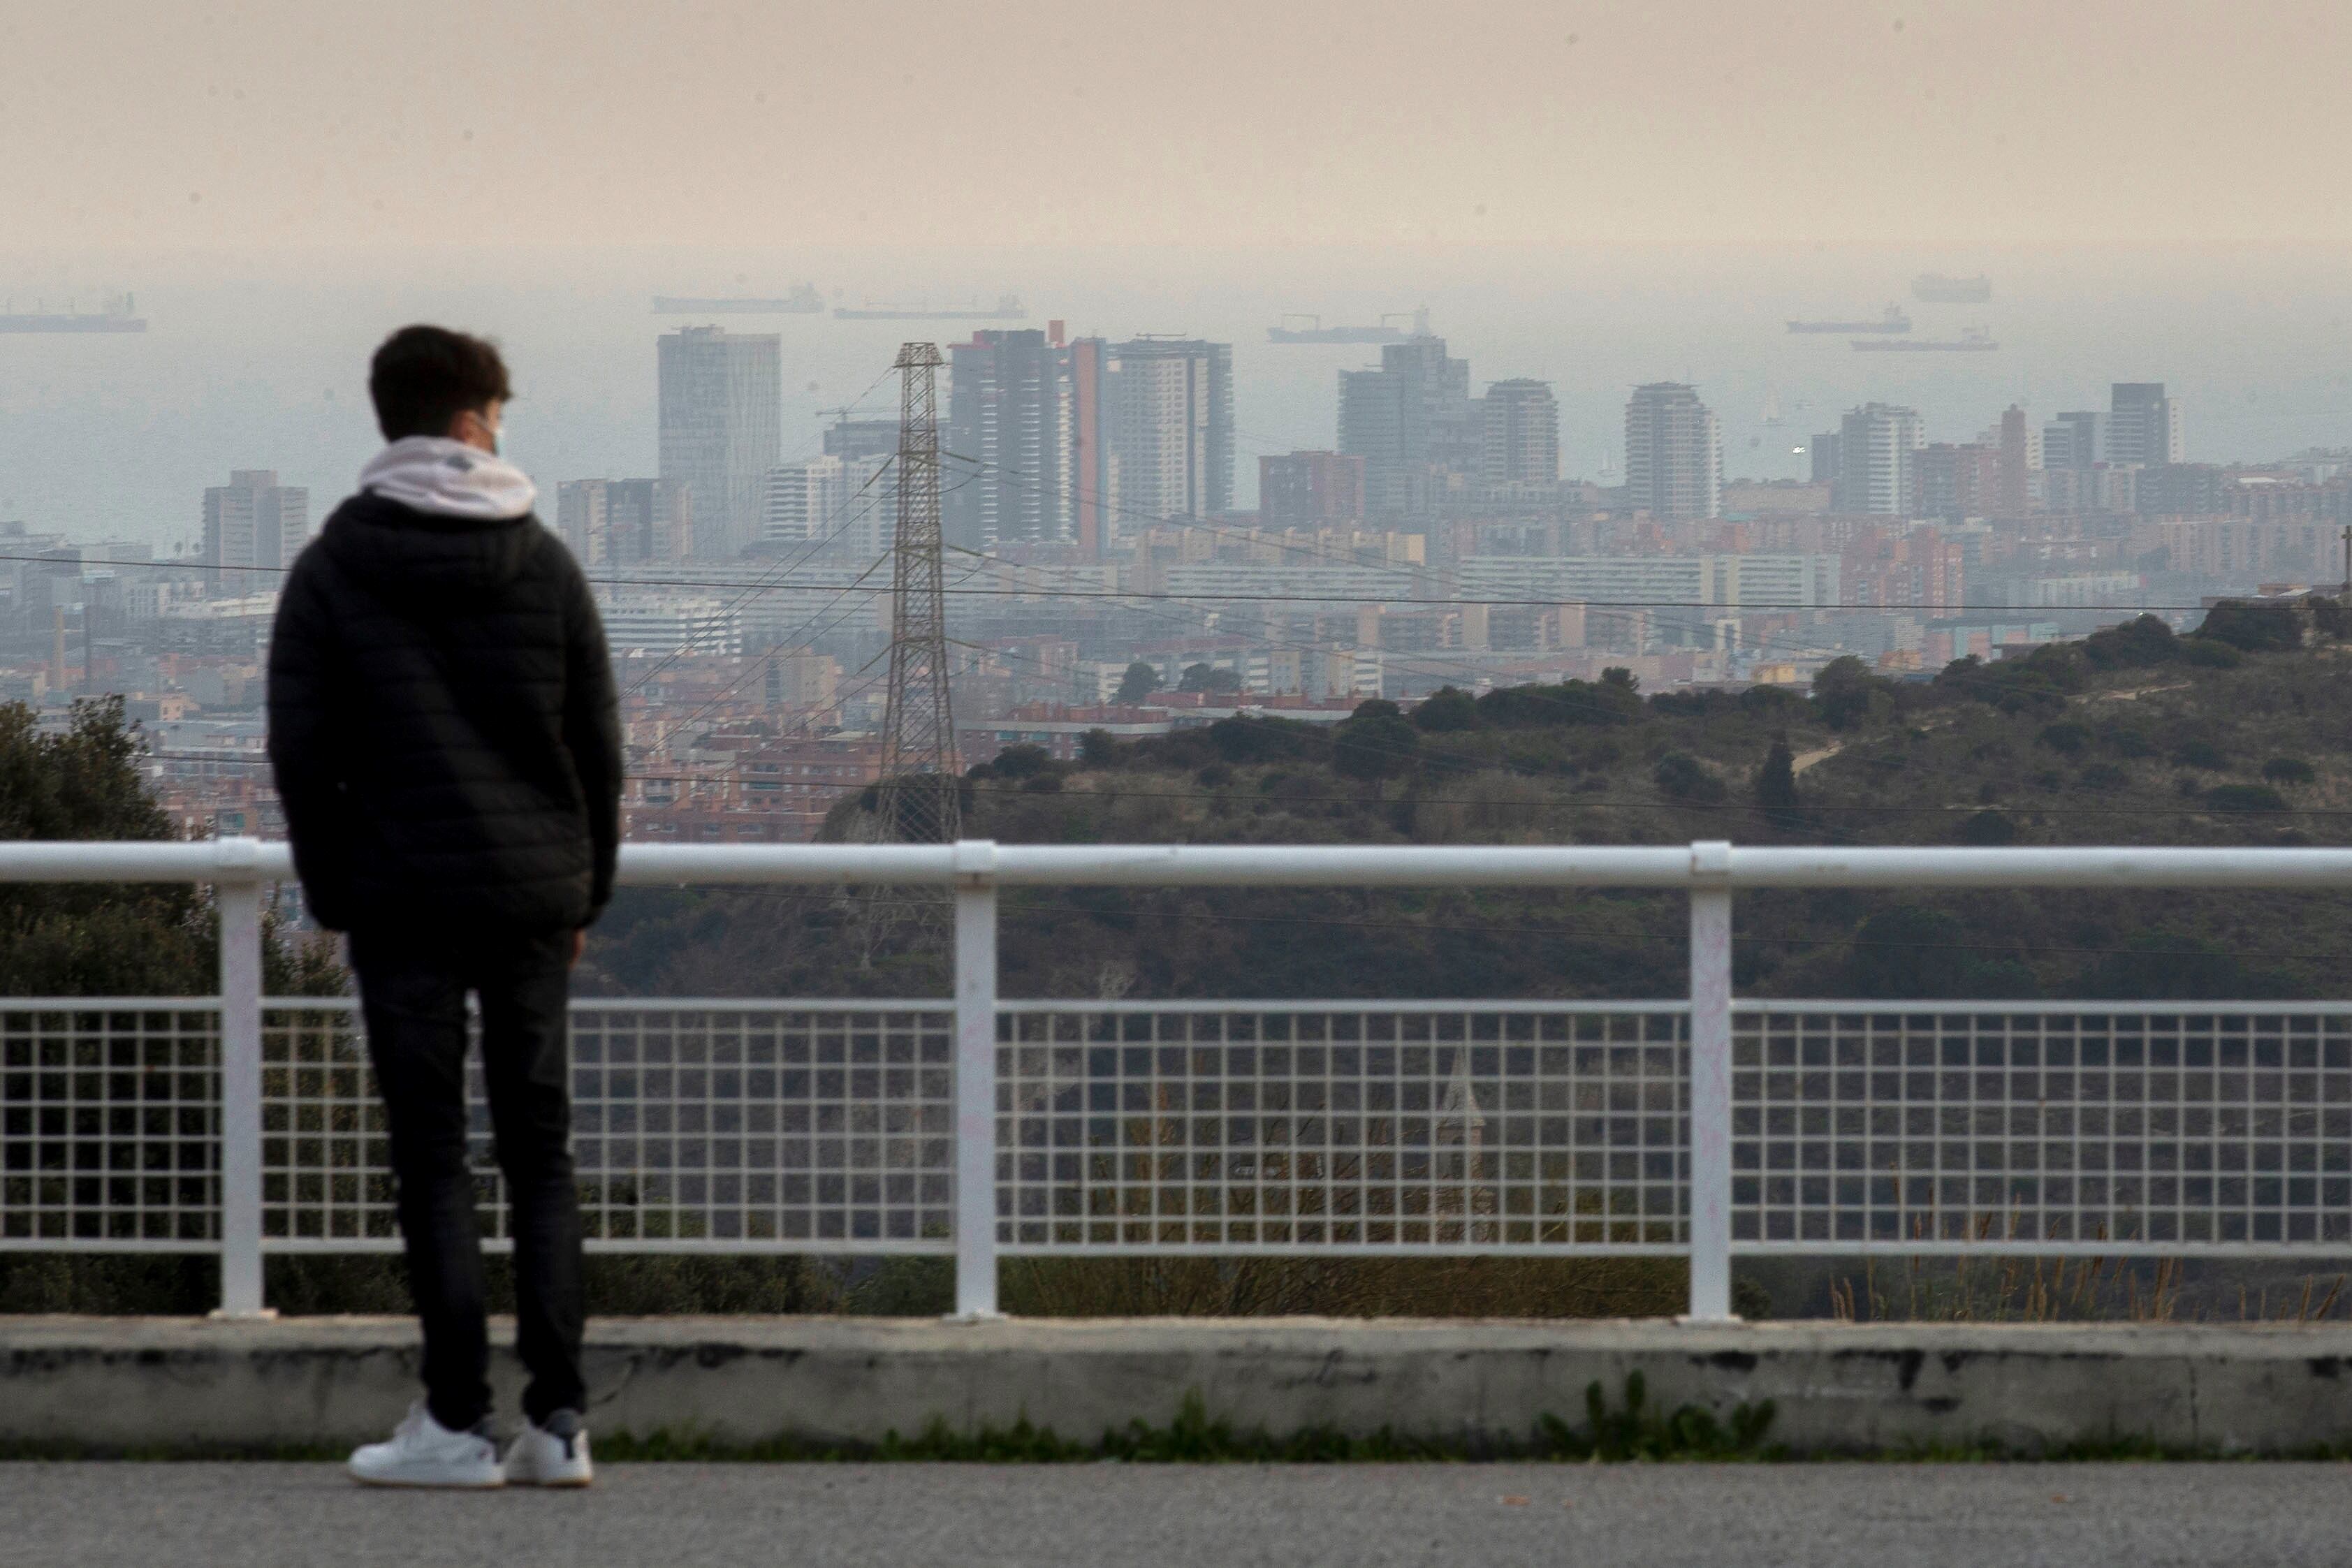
357, 437, 537, 521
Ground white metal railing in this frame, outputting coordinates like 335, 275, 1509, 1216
6, 837, 2352, 1321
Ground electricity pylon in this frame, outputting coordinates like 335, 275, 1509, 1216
874, 342, 958, 844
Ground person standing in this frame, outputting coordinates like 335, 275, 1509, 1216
268, 325, 622, 1488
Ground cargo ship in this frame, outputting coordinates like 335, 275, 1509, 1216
833, 293, 1025, 321
1267, 308, 1428, 344
0, 293, 146, 333
1912, 273, 1992, 303
1853, 326, 1997, 353
652, 284, 823, 313
1786, 304, 1908, 334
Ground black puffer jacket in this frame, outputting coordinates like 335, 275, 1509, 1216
265, 493, 622, 936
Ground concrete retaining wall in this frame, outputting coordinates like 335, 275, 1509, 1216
8, 1316, 2352, 1455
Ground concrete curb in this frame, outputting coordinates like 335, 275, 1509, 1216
8, 1316, 2352, 1454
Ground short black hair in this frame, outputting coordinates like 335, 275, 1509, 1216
367, 325, 513, 441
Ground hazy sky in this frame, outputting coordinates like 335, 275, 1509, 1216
8, 0, 2351, 253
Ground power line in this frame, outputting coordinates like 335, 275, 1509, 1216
22, 547, 2242, 617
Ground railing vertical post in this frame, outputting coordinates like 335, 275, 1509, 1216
1686, 840, 1736, 1323
951, 840, 1001, 1319
212, 837, 269, 1318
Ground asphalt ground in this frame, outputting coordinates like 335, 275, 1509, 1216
8, 1461, 2352, 1567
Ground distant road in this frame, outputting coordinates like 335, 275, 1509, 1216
5, 1463, 2347, 1567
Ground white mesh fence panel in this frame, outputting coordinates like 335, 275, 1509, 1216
19, 995, 2352, 1260
0, 1003, 221, 1247
1734, 1006, 2352, 1249
995, 1005, 1691, 1252
261, 1002, 955, 1252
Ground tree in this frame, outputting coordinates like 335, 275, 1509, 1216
1178, 662, 1241, 695
1412, 687, 1481, 732
2038, 721, 2091, 755
1958, 809, 2017, 845
2182, 638, 2242, 668
2081, 613, 2179, 669
1113, 661, 1162, 704
988, 744, 1055, 781
1331, 701, 1420, 779
2195, 601, 2300, 654
1811, 656, 1885, 731
1848, 905, 2038, 999
1753, 737, 1804, 833
1653, 752, 1726, 804
0, 698, 340, 1313
2069, 932, 2258, 1001
0, 698, 211, 995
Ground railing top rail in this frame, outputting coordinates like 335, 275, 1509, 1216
9, 837, 2352, 891
16, 995, 2345, 1017
1003, 998, 1693, 1015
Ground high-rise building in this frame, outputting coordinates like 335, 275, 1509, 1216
762, 457, 847, 550
762, 454, 893, 555
1995, 405, 2038, 514
1808, 432, 1842, 486
1104, 337, 1234, 534
555, 481, 608, 566
1479, 379, 1560, 485
1259, 452, 1367, 528
1066, 334, 1106, 557
1833, 402, 1924, 515
2043, 411, 2106, 471
202, 469, 307, 594
1915, 443, 2001, 522
944, 329, 1078, 550
821, 416, 900, 462
2108, 383, 2183, 466
1623, 383, 1721, 520
658, 325, 782, 558
1338, 335, 1473, 518
556, 478, 692, 567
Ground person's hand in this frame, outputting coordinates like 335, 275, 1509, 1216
569, 928, 587, 967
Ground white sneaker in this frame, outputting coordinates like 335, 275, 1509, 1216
348, 1402, 504, 1488
502, 1409, 593, 1488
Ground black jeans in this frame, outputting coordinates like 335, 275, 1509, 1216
351, 928, 585, 1431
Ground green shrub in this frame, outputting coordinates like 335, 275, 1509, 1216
1848, 905, 2037, 999
2195, 602, 2301, 653
2038, 721, 2091, 754
2183, 638, 2242, 668
990, 744, 1055, 780
1476, 676, 1642, 729
2205, 783, 2288, 812
1652, 751, 1726, 803
2175, 739, 2226, 769
1410, 687, 1480, 732
2081, 614, 2180, 668
2263, 756, 2317, 784
1331, 703, 1420, 780
1958, 809, 2017, 846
